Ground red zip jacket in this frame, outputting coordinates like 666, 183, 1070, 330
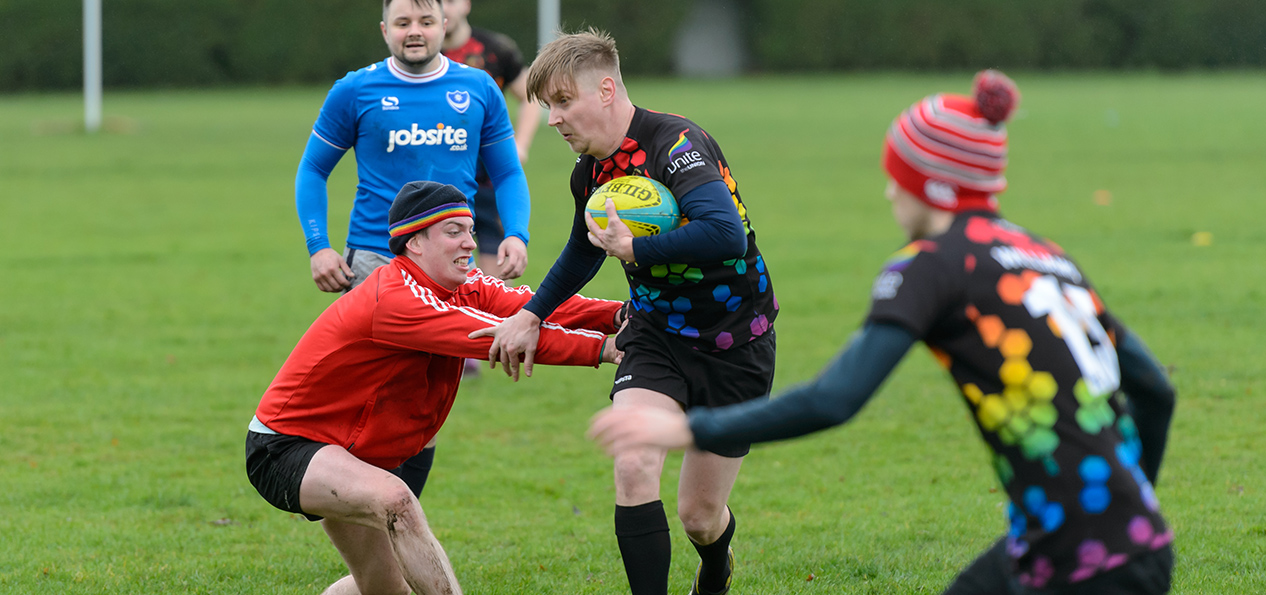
255, 256, 621, 469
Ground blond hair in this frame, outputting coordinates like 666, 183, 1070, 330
526, 28, 622, 104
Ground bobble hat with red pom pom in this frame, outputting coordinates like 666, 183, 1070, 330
882, 69, 1021, 213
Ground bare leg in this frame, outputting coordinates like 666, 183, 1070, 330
301, 445, 461, 595
325, 434, 442, 594
320, 576, 362, 595
319, 520, 409, 595
611, 389, 677, 505
677, 449, 743, 545
678, 438, 744, 594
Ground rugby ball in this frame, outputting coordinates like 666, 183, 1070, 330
586, 176, 681, 237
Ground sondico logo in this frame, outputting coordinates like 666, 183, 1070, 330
387, 123, 468, 153
871, 271, 903, 300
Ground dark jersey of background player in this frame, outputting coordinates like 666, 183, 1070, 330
444, 27, 523, 93
524, 107, 778, 352
874, 212, 1169, 586
442, 24, 533, 276
689, 210, 1175, 591
443, 27, 523, 210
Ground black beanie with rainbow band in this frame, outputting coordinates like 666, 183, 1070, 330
387, 181, 472, 255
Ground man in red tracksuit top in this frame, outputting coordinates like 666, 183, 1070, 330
246, 180, 623, 595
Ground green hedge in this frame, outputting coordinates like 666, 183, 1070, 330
2, 0, 1263, 91
743, 0, 1266, 70
1, 0, 391, 89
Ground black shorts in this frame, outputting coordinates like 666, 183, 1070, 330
611, 318, 776, 458
244, 431, 329, 521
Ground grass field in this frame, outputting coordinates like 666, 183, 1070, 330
1, 73, 1263, 594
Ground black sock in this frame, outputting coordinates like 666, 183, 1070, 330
690, 508, 736, 594
391, 446, 435, 498
615, 501, 671, 595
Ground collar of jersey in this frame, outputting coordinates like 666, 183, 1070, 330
387, 56, 450, 84
596, 106, 645, 162
394, 255, 459, 298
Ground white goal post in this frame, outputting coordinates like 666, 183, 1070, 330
537, 0, 559, 50
83, 0, 102, 133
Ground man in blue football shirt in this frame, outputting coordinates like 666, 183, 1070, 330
296, 0, 530, 296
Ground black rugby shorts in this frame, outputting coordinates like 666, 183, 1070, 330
611, 318, 776, 458
245, 431, 329, 521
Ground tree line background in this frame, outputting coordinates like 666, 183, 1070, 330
3, 0, 1264, 91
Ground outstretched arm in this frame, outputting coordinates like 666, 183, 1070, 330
482, 205, 606, 380
460, 273, 622, 333
376, 281, 616, 370
1116, 327, 1176, 484
589, 323, 916, 454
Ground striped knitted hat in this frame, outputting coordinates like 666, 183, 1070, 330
387, 181, 472, 255
882, 70, 1020, 213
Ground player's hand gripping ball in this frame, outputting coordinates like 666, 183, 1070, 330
585, 176, 682, 237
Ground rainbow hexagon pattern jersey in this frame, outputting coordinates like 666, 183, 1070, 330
570, 107, 777, 351
866, 213, 1170, 589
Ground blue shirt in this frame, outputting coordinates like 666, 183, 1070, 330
297, 56, 528, 257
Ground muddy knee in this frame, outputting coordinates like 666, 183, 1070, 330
377, 482, 423, 532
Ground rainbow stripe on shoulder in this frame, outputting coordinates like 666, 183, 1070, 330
882, 239, 937, 272
668, 129, 693, 159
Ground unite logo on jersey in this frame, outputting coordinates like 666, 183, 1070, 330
666, 129, 706, 175
387, 123, 469, 153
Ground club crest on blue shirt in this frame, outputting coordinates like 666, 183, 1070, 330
446, 90, 470, 114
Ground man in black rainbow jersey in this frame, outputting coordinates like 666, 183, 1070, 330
590, 71, 1177, 595
475, 28, 776, 595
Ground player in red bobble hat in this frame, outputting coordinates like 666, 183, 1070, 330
591, 71, 1178, 594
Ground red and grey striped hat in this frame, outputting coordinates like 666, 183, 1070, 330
882, 70, 1020, 213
